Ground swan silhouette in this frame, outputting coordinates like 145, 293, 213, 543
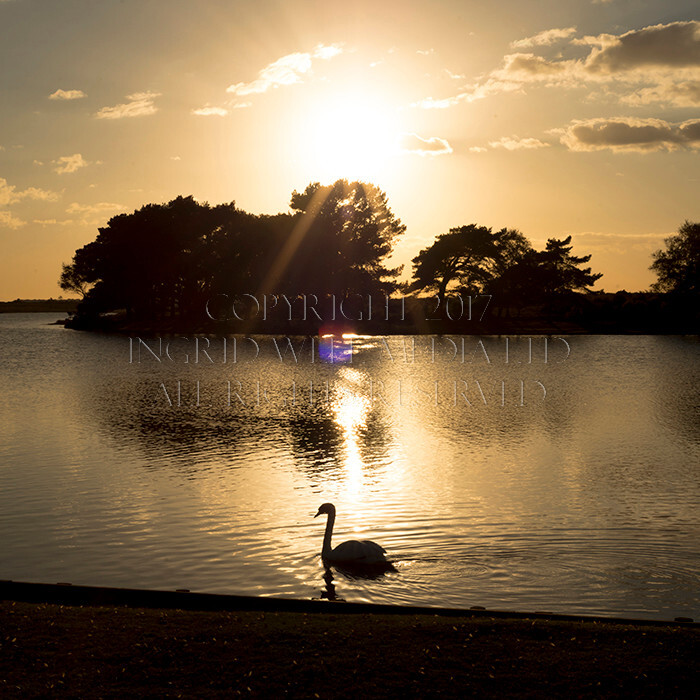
314, 503, 390, 567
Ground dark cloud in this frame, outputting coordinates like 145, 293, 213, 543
680, 119, 700, 141
561, 117, 700, 152
584, 21, 700, 73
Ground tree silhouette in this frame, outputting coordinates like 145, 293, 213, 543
486, 229, 535, 315
410, 224, 497, 297
59, 185, 611, 330
62, 196, 221, 320
410, 227, 602, 318
202, 206, 286, 300
283, 179, 405, 298
59, 261, 90, 298
491, 228, 533, 276
534, 235, 602, 295
60, 182, 405, 324
650, 220, 700, 296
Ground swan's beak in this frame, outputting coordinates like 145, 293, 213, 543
314, 509, 321, 518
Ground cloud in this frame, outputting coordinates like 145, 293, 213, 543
511, 27, 577, 49
582, 21, 700, 73
192, 106, 228, 116
66, 202, 127, 225
489, 136, 550, 150
499, 52, 573, 78
574, 230, 669, 257
0, 179, 54, 230
413, 94, 469, 109
576, 231, 667, 240
398, 133, 453, 156
0, 177, 59, 206
49, 89, 86, 100
414, 21, 700, 110
559, 117, 700, 152
95, 91, 161, 119
413, 78, 523, 108
0, 210, 25, 229
53, 153, 88, 174
192, 100, 251, 116
32, 219, 75, 226
413, 55, 574, 109
17, 186, 60, 201
314, 44, 343, 60
226, 44, 342, 98
621, 80, 700, 107
66, 202, 125, 215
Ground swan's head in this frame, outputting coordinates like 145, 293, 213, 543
315, 503, 336, 518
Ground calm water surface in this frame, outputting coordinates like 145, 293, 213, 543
1, 313, 699, 620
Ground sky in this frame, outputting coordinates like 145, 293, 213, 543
1, 0, 699, 299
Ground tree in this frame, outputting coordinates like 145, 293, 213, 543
410, 224, 497, 297
61, 196, 221, 319
650, 220, 700, 296
200, 206, 285, 301
60, 182, 405, 324
281, 179, 405, 297
535, 235, 602, 295
485, 229, 535, 315
491, 228, 533, 276
59, 261, 90, 298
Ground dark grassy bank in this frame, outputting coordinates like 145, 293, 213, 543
62, 291, 699, 336
1, 597, 697, 698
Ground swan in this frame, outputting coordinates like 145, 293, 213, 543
314, 503, 390, 566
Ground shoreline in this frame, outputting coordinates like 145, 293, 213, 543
1, 581, 698, 697
1, 306, 696, 335
64, 317, 696, 336
0, 579, 696, 627
64, 319, 699, 337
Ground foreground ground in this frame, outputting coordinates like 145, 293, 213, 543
0, 600, 697, 698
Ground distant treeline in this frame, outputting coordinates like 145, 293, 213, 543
1, 299, 79, 314
59, 180, 699, 334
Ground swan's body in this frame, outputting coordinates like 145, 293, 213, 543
314, 503, 389, 565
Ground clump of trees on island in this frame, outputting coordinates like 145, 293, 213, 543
60, 179, 699, 333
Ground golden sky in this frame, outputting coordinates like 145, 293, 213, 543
1, 0, 699, 299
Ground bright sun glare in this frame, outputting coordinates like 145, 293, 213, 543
301, 89, 399, 182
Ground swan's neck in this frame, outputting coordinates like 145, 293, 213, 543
322, 511, 335, 558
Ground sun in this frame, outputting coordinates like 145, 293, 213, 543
299, 88, 400, 182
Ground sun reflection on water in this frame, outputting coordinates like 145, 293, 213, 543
330, 367, 371, 497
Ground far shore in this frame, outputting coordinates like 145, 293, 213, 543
0, 299, 79, 314
1, 581, 697, 697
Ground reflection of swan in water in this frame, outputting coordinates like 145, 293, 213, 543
318, 567, 344, 601
314, 503, 394, 571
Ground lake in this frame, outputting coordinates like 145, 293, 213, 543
0, 313, 698, 620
